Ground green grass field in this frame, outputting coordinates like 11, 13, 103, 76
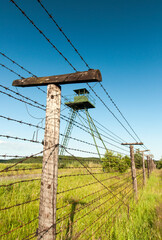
0, 162, 161, 240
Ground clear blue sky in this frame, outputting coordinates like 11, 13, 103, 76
0, 0, 162, 159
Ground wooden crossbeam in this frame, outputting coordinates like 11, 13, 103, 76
12, 69, 102, 87
121, 142, 143, 145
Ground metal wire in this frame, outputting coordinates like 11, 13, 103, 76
36, 0, 90, 69
0, 216, 38, 237
57, 175, 132, 227
0, 144, 57, 173
87, 83, 138, 142
0, 178, 41, 188
0, 62, 24, 79
0, 134, 42, 144
62, 146, 129, 209
10, 0, 77, 72
60, 114, 129, 153
0, 84, 46, 108
0, 51, 46, 94
0, 114, 44, 129
0, 198, 39, 211
0, 89, 45, 111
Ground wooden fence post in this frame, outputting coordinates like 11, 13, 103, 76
38, 84, 61, 239
130, 145, 138, 201
12, 69, 102, 239
147, 155, 150, 178
142, 152, 146, 186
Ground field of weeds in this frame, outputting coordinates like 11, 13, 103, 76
0, 162, 161, 240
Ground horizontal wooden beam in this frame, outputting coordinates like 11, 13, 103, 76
121, 142, 143, 146
139, 150, 150, 153
12, 69, 102, 87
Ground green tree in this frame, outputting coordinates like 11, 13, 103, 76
102, 150, 129, 173
155, 158, 162, 169
134, 149, 143, 169
122, 155, 131, 167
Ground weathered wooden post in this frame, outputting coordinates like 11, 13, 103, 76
12, 69, 102, 240
121, 142, 143, 202
150, 155, 154, 173
146, 155, 150, 178
139, 150, 150, 186
38, 84, 61, 238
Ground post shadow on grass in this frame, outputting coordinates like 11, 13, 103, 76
65, 199, 86, 240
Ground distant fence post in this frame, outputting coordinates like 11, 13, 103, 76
38, 84, 61, 239
130, 145, 138, 201
142, 152, 146, 186
147, 155, 150, 178
121, 142, 143, 202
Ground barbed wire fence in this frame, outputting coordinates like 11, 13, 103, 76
0, 0, 156, 239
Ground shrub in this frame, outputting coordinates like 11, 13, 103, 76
102, 150, 130, 173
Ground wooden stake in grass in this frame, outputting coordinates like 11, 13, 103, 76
147, 155, 150, 178
38, 84, 61, 239
121, 142, 143, 202
12, 69, 102, 240
130, 145, 138, 201
139, 150, 150, 186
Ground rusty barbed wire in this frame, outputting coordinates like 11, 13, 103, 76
0, 51, 37, 77
61, 95, 127, 144
0, 198, 39, 211
0, 144, 57, 173
60, 114, 129, 153
87, 83, 138, 142
22, 231, 38, 240
0, 51, 46, 94
99, 82, 140, 139
0, 63, 24, 79
58, 170, 131, 179
0, 134, 42, 144
0, 217, 38, 238
36, 0, 90, 69
63, 147, 130, 209
9, 0, 148, 149
57, 169, 133, 197
0, 84, 46, 108
57, 171, 131, 211
0, 154, 28, 158
0, 89, 45, 111
0, 167, 42, 173
57, 174, 123, 195
57, 175, 132, 226
73, 184, 133, 239
10, 0, 77, 72
0, 178, 41, 188
58, 181, 133, 238
87, 188, 133, 240
61, 113, 125, 147
0, 114, 44, 129
35, 0, 146, 150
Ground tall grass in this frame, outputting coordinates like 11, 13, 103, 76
110, 170, 162, 240
0, 165, 161, 240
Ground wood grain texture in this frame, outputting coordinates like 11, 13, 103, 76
142, 152, 146, 186
12, 69, 102, 87
130, 145, 138, 202
38, 84, 61, 240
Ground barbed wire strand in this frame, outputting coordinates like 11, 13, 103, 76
0, 217, 38, 238
0, 198, 39, 211
0, 178, 41, 188
10, 0, 77, 72
34, 1, 146, 146
62, 146, 129, 208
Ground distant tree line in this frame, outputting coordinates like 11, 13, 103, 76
155, 158, 162, 169
102, 149, 143, 173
